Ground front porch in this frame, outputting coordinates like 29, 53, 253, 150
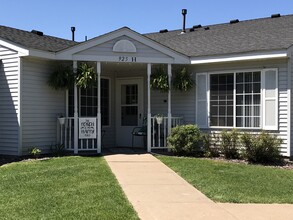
54, 27, 189, 154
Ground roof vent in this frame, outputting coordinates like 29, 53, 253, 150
159, 29, 168, 33
189, 28, 195, 32
31, 30, 43, 36
271, 14, 281, 18
181, 9, 187, 34
230, 19, 239, 24
193, 24, 202, 29
204, 26, 210, 30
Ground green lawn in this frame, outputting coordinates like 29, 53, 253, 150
0, 156, 139, 220
157, 155, 293, 203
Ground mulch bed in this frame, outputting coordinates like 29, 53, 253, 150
2, 153, 293, 170
205, 157, 293, 170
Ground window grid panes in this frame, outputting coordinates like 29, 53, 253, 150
210, 73, 234, 127
78, 78, 110, 126
209, 71, 261, 128
236, 71, 261, 128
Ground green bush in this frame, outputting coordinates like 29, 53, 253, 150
220, 129, 241, 159
241, 131, 283, 164
28, 147, 41, 158
202, 133, 220, 157
167, 124, 203, 156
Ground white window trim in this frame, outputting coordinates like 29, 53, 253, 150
207, 69, 265, 130
78, 76, 111, 127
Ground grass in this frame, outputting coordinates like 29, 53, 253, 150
157, 155, 293, 203
0, 156, 139, 220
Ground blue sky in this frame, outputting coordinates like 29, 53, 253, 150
1, 0, 293, 41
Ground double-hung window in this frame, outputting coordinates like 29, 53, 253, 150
196, 69, 278, 130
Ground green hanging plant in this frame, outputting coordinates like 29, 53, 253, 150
47, 65, 74, 90
172, 67, 194, 92
75, 63, 97, 89
48, 63, 97, 90
151, 65, 169, 92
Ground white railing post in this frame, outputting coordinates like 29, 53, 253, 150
65, 89, 68, 149
73, 61, 78, 154
97, 62, 101, 154
147, 63, 152, 152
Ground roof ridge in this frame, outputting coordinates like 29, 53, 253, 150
144, 13, 293, 35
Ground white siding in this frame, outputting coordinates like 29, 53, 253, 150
77, 36, 171, 59
192, 59, 289, 156
291, 51, 293, 158
0, 45, 19, 155
21, 58, 65, 154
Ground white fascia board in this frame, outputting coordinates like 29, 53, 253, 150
28, 49, 56, 59
191, 51, 288, 64
0, 38, 29, 55
0, 38, 56, 59
56, 27, 189, 64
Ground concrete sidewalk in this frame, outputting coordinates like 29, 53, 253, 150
105, 154, 293, 220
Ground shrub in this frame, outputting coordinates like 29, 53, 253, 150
220, 129, 241, 159
28, 147, 41, 158
167, 124, 203, 156
202, 133, 220, 157
241, 131, 283, 164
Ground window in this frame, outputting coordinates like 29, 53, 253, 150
209, 71, 261, 128
69, 78, 110, 126
210, 73, 234, 126
235, 72, 261, 127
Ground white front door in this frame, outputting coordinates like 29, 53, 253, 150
116, 78, 143, 147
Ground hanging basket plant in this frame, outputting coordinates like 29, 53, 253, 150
150, 65, 169, 92
48, 62, 97, 90
47, 65, 74, 90
172, 66, 194, 92
75, 62, 97, 89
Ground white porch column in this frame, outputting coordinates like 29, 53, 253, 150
73, 61, 78, 154
97, 62, 102, 154
147, 63, 152, 153
65, 89, 68, 148
167, 64, 172, 136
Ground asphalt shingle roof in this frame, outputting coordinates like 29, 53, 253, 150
1, 14, 293, 57
145, 14, 293, 57
0, 25, 78, 52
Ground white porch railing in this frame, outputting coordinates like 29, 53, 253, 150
58, 116, 183, 152
60, 117, 98, 151
150, 116, 183, 149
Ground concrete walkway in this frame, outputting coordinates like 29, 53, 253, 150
105, 153, 293, 220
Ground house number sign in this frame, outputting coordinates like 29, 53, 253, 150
79, 118, 96, 139
118, 56, 137, 62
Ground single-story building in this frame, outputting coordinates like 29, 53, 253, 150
1, 13, 293, 158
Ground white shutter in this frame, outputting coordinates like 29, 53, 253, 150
196, 73, 208, 128
262, 69, 278, 130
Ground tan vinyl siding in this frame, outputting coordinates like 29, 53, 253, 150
0, 45, 19, 155
21, 58, 64, 154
